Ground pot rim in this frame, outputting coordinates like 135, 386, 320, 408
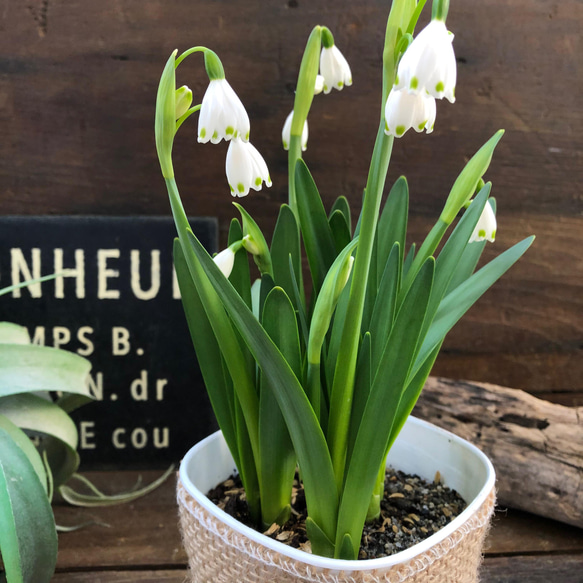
179, 415, 495, 571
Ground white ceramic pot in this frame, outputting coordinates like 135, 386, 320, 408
177, 416, 495, 583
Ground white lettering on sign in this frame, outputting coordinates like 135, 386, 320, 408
111, 427, 170, 450
112, 327, 131, 356
131, 250, 161, 300
130, 370, 148, 401
97, 249, 121, 299
80, 421, 96, 449
53, 326, 71, 349
88, 372, 104, 401
11, 248, 42, 297
77, 326, 94, 356
54, 249, 86, 299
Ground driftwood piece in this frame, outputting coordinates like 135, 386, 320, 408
415, 377, 583, 529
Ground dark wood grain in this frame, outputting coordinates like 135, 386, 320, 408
0, 1, 580, 393
480, 555, 583, 583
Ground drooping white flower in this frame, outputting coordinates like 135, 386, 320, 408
469, 200, 497, 243
282, 111, 309, 151
319, 45, 352, 94
394, 20, 456, 103
314, 74, 325, 95
226, 138, 272, 197
384, 88, 436, 138
213, 247, 235, 277
198, 79, 250, 144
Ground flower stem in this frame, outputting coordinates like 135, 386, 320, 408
288, 134, 303, 217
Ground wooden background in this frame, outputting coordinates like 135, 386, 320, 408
0, 0, 581, 404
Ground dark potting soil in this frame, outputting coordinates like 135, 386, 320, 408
207, 468, 466, 560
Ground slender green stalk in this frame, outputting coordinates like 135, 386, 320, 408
165, 177, 261, 469
327, 125, 393, 488
288, 135, 303, 216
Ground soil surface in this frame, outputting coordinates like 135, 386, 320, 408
207, 468, 466, 560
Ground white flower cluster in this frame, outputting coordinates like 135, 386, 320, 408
282, 42, 352, 152
197, 78, 271, 197
385, 19, 457, 138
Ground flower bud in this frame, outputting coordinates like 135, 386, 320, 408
175, 85, 193, 120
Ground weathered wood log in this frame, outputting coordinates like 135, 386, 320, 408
414, 377, 583, 529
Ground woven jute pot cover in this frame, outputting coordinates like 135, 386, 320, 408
177, 480, 495, 583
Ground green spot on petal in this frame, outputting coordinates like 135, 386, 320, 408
212, 130, 218, 140
385, 121, 389, 131
245, 131, 250, 141
478, 229, 486, 238
229, 185, 234, 193
491, 230, 496, 240
226, 126, 234, 135
255, 177, 262, 187
200, 128, 206, 138
418, 122, 426, 130
395, 74, 399, 85
410, 77, 418, 90
435, 81, 445, 93
337, 81, 343, 88
396, 125, 406, 136
237, 183, 245, 193
283, 140, 288, 149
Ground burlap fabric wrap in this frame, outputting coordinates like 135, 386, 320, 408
177, 480, 495, 583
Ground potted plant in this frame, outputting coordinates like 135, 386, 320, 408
154, 0, 533, 580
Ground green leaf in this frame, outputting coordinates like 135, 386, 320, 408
338, 533, 355, 561
0, 323, 30, 344
344, 332, 371, 479
329, 195, 351, 233
228, 218, 253, 310
414, 236, 535, 376
271, 205, 303, 310
233, 203, 273, 276
184, 229, 339, 546
306, 517, 335, 559
0, 415, 47, 494
295, 159, 338, 292
174, 240, 239, 469
336, 258, 434, 559
403, 242, 416, 278
369, 242, 401, 373
0, 344, 91, 399
258, 287, 301, 527
329, 210, 352, 255
377, 176, 408, 275
0, 394, 80, 488
0, 427, 57, 583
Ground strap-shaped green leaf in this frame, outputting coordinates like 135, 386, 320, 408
328, 210, 351, 255
0, 427, 57, 583
295, 159, 338, 292
414, 236, 535, 377
271, 205, 303, 310
369, 242, 401, 373
336, 258, 434, 559
0, 393, 80, 488
0, 344, 91, 399
258, 287, 301, 527
0, 414, 47, 494
329, 195, 351, 234
174, 240, 239, 469
184, 229, 339, 546
403, 242, 416, 278
228, 218, 253, 309
377, 176, 408, 276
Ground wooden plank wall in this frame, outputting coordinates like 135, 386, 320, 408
0, 0, 581, 403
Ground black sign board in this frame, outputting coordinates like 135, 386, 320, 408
0, 216, 218, 469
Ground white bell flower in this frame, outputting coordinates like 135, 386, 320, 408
213, 247, 235, 278
282, 111, 309, 151
394, 20, 457, 103
314, 75, 325, 95
469, 200, 497, 243
226, 138, 272, 197
198, 79, 250, 144
319, 45, 352, 94
384, 88, 436, 138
